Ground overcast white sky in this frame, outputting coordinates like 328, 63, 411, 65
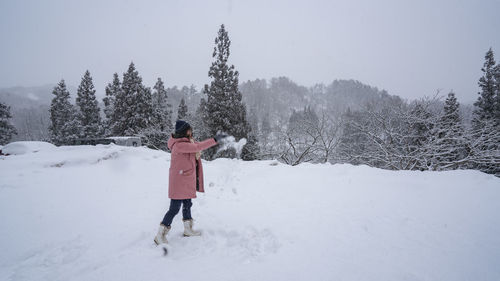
1, 0, 499, 103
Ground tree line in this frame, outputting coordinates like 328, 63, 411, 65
271, 48, 499, 176
43, 24, 256, 159
1, 28, 498, 176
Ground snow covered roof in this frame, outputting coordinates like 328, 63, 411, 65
106, 136, 141, 140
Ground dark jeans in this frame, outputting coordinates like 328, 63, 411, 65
161, 199, 193, 227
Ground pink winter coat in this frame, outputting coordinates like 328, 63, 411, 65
167, 136, 217, 199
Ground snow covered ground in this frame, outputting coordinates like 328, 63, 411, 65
0, 143, 499, 281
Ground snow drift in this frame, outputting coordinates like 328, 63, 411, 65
1, 141, 55, 155
0, 144, 499, 281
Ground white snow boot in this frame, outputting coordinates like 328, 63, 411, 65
183, 219, 201, 237
154, 224, 170, 245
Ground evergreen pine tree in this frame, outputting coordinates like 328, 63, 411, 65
103, 73, 121, 136
76, 70, 102, 138
433, 92, 467, 169
143, 77, 173, 150
241, 132, 260, 160
203, 24, 255, 159
407, 102, 435, 170
61, 107, 82, 144
469, 49, 500, 176
177, 98, 188, 120
494, 63, 500, 122
473, 48, 497, 125
49, 80, 80, 145
152, 77, 173, 131
0, 101, 17, 145
112, 62, 154, 138
192, 98, 210, 141
409, 103, 433, 147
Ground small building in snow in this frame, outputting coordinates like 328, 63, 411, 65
106, 136, 142, 147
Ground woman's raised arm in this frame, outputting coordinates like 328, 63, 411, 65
173, 138, 217, 153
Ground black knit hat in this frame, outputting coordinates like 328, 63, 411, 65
175, 120, 191, 134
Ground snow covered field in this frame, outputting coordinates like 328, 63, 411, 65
1, 143, 499, 281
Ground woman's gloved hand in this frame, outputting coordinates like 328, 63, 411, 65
214, 133, 229, 143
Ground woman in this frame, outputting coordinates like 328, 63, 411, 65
154, 120, 226, 245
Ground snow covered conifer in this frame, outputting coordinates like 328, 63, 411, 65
177, 97, 188, 120
49, 80, 80, 145
241, 132, 260, 161
433, 92, 467, 169
144, 77, 173, 150
405, 101, 436, 170
469, 49, 500, 176
76, 70, 102, 138
473, 48, 497, 126
60, 107, 82, 144
0, 101, 17, 145
192, 98, 210, 141
494, 62, 500, 121
112, 62, 153, 138
203, 24, 255, 159
103, 73, 121, 136
408, 103, 433, 148
152, 78, 173, 131
442, 92, 461, 125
